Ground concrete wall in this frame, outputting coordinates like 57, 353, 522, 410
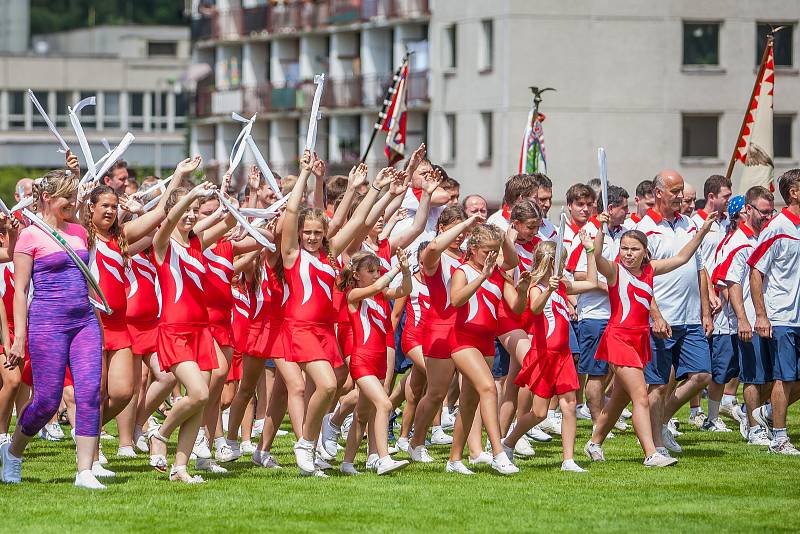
0, 0, 29, 54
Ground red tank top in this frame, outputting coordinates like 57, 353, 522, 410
348, 293, 390, 354
249, 262, 271, 324
405, 275, 430, 330
156, 236, 208, 325
529, 282, 571, 353
284, 248, 336, 323
515, 237, 541, 272
608, 262, 654, 328
125, 251, 160, 322
266, 264, 287, 322
454, 263, 504, 333
203, 240, 234, 325
422, 252, 461, 326
90, 237, 128, 319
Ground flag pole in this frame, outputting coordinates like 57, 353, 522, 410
725, 32, 777, 180
360, 53, 410, 164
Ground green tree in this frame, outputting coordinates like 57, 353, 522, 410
31, 0, 186, 35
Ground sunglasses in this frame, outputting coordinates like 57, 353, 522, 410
749, 205, 776, 217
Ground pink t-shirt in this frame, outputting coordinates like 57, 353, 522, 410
15, 223, 88, 259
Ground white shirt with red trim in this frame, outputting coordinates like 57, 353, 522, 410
622, 213, 643, 231
567, 217, 624, 320
634, 209, 702, 325
747, 207, 800, 327
537, 217, 557, 243
691, 209, 729, 274
713, 223, 758, 328
487, 208, 510, 231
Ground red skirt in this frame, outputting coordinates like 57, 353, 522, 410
515, 347, 579, 399
258, 318, 285, 359
350, 349, 387, 381
231, 314, 250, 355
156, 323, 218, 373
422, 322, 456, 359
595, 323, 651, 369
209, 320, 234, 349
226, 352, 243, 382
336, 321, 354, 359
282, 320, 341, 366
101, 316, 132, 352
244, 319, 266, 357
452, 325, 495, 357
128, 320, 158, 355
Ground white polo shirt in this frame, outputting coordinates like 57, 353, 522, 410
567, 217, 624, 320
712, 223, 758, 328
622, 213, 644, 231
635, 209, 703, 325
747, 207, 800, 327
538, 217, 557, 242
486, 208, 510, 231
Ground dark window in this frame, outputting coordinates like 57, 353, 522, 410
682, 115, 718, 158
148, 41, 178, 57
683, 22, 720, 65
129, 92, 144, 129
774, 114, 793, 158
31, 90, 48, 128
56, 91, 71, 128
444, 25, 457, 69
757, 23, 793, 67
104, 92, 120, 129
9, 91, 25, 128
78, 91, 96, 128
445, 113, 456, 161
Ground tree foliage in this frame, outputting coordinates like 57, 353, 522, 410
31, 0, 186, 35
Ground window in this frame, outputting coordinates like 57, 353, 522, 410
148, 41, 178, 57
104, 92, 120, 129
682, 115, 718, 158
9, 91, 25, 128
31, 90, 48, 128
78, 91, 96, 128
56, 91, 71, 128
479, 19, 493, 72
150, 92, 168, 129
774, 114, 793, 159
479, 112, 492, 163
683, 22, 720, 65
174, 92, 188, 126
757, 23, 793, 67
443, 24, 457, 70
444, 113, 456, 161
129, 92, 144, 129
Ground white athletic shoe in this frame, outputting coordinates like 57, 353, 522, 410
74, 470, 106, 490
91, 461, 115, 478
396, 437, 410, 453
315, 457, 333, 471
116, 446, 136, 458
769, 437, 800, 456
320, 414, 340, 458
340, 462, 361, 475
134, 428, 149, 453
98, 448, 108, 465
490, 452, 519, 475
0, 434, 9, 445
644, 452, 678, 467
561, 459, 587, 473
300, 469, 329, 478
240, 441, 256, 455
39, 423, 63, 442
196, 458, 228, 473
667, 419, 682, 437
514, 436, 536, 457
752, 406, 774, 439
688, 411, 706, 428
538, 416, 561, 436
376, 456, 409, 475
251, 418, 264, 438
253, 451, 281, 469
293, 440, 316, 474
100, 430, 115, 441
501, 441, 515, 465
276, 429, 289, 437
1, 443, 22, 484
341, 413, 354, 439
621, 407, 633, 419
576, 404, 592, 420
388, 444, 399, 454
655, 447, 672, 458
584, 441, 605, 462
49, 422, 65, 440
747, 428, 771, 446
316, 441, 335, 462
700, 417, 732, 432
614, 416, 628, 432
527, 425, 554, 442
445, 460, 474, 475
365, 453, 379, 471
739, 413, 750, 441
440, 408, 456, 430
169, 465, 205, 484
431, 427, 453, 445
468, 451, 493, 466
409, 445, 434, 463
215, 442, 240, 463
720, 401, 742, 421
193, 434, 212, 459
661, 425, 682, 453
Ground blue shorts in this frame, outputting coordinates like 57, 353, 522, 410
646, 324, 711, 385
577, 319, 609, 376
710, 334, 739, 385
737, 333, 772, 385
394, 307, 412, 374
492, 339, 510, 379
264, 358, 276, 369
569, 320, 580, 355
769, 326, 800, 382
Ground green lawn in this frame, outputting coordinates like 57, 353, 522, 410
4, 407, 800, 534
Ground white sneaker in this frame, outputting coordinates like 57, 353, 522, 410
527, 425, 554, 442
215, 442, 240, 463
169, 464, 205, 484
116, 446, 136, 458
341, 413, 354, 439
196, 458, 228, 473
253, 451, 282, 469
747, 428, 771, 446
667, 418, 682, 437
316, 441, 335, 462
396, 437, 410, 453
584, 441, 605, 462
388, 444, 399, 454
293, 440, 316, 473
48, 422, 65, 440
720, 401, 742, 421
655, 447, 672, 457
134, 429, 149, 453
501, 441, 515, 465
193, 434, 212, 459
614, 417, 628, 432
752, 406, 774, 439
98, 448, 108, 465
576, 404, 592, 420
769, 437, 800, 455
315, 457, 333, 471
1, 443, 22, 484
440, 408, 456, 430
490, 452, 519, 475
409, 445, 434, 463
276, 429, 289, 437
300, 469, 329, 478
91, 461, 115, 478
445, 460, 474, 475
739, 413, 750, 441
561, 459, 587, 473
240, 441, 256, 454
320, 414, 340, 458
468, 451, 493, 466
100, 430, 115, 441
644, 452, 678, 467
376, 456, 409, 475
365, 453, 379, 471
251, 418, 264, 438
537, 417, 561, 436
514, 436, 536, 457
74, 469, 106, 490
661, 425, 682, 453
431, 427, 453, 445
39, 424, 62, 442
687, 411, 705, 428
700, 417, 731, 432
340, 462, 361, 475
621, 407, 633, 419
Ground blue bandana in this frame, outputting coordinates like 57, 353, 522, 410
728, 195, 745, 219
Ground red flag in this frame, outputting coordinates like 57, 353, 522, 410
382, 62, 408, 165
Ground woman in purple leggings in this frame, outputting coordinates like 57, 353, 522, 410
0, 169, 105, 490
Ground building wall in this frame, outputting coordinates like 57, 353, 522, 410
0, 0, 29, 54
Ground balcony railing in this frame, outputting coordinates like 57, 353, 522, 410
193, 0, 430, 41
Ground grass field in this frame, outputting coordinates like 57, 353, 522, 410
4, 407, 800, 534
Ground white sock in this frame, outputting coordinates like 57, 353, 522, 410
722, 394, 736, 405
690, 406, 701, 417
254, 418, 264, 426
707, 400, 721, 421
298, 437, 314, 448
432, 425, 442, 433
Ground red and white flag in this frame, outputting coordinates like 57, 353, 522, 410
383, 62, 408, 165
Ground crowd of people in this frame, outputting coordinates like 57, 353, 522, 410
0, 143, 799, 489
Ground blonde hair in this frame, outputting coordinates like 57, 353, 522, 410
464, 223, 502, 262
32, 169, 78, 213
336, 250, 381, 291
529, 240, 565, 286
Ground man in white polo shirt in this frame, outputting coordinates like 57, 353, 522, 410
635, 169, 714, 455
486, 173, 538, 231
748, 169, 800, 455
533, 174, 557, 242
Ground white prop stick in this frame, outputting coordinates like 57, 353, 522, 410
69, 96, 97, 178
245, 136, 283, 198
598, 147, 609, 232
554, 208, 567, 277
80, 132, 136, 186
228, 113, 256, 181
250, 194, 292, 227
305, 74, 325, 153
101, 138, 112, 153
135, 175, 174, 200
28, 89, 70, 153
0, 199, 12, 217
142, 192, 164, 212
8, 196, 34, 214
238, 207, 280, 219
216, 193, 275, 251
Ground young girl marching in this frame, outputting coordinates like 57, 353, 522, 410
501, 232, 597, 472
584, 211, 717, 467
338, 249, 412, 475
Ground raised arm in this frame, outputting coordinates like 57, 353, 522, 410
385, 249, 413, 300
499, 226, 520, 270
591, 212, 616, 284
389, 169, 442, 251
652, 212, 717, 276
280, 151, 314, 269
198, 211, 237, 250
0, 217, 20, 263
420, 214, 479, 276
565, 230, 597, 294
346, 170, 408, 254
327, 163, 368, 238
348, 251, 408, 304
153, 181, 216, 262
450, 251, 497, 307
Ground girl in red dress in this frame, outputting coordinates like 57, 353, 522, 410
502, 233, 597, 472
338, 249, 412, 475
0, 218, 20, 445
584, 211, 717, 467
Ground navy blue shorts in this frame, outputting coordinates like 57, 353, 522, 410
577, 319, 609, 376
769, 326, 800, 382
492, 338, 510, 379
737, 333, 772, 384
569, 320, 580, 355
264, 358, 276, 369
646, 324, 711, 385
710, 334, 739, 385
394, 308, 412, 374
